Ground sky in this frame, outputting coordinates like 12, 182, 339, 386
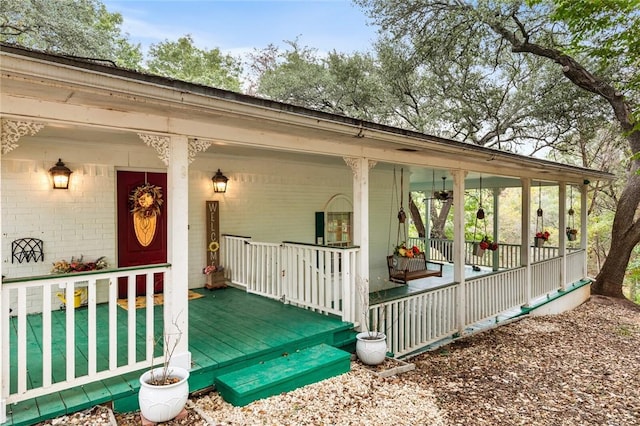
101, 0, 379, 58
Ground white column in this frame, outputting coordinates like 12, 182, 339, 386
559, 182, 567, 290
425, 197, 431, 260
580, 183, 588, 279
165, 135, 191, 370
452, 170, 466, 333
492, 188, 500, 272
521, 178, 532, 306
345, 157, 372, 328
0, 142, 5, 424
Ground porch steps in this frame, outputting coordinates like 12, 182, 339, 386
214, 343, 351, 407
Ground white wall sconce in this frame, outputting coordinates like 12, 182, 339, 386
49, 158, 72, 189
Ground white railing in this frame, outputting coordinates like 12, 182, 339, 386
221, 236, 358, 324
282, 242, 357, 322
245, 241, 282, 299
566, 249, 586, 284
368, 284, 458, 358
531, 257, 562, 297
409, 237, 561, 269
1, 265, 169, 406
222, 234, 252, 287
465, 267, 527, 325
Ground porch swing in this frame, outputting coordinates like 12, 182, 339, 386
386, 167, 443, 284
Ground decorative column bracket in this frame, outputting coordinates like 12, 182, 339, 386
138, 133, 170, 166
1, 120, 45, 154
188, 138, 213, 164
343, 157, 377, 178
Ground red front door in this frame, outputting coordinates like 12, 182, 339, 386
117, 171, 167, 298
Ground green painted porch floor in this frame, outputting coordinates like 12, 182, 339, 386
2, 287, 354, 426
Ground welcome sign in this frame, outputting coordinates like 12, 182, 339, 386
206, 201, 220, 266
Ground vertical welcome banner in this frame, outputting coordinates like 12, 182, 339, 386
206, 201, 220, 266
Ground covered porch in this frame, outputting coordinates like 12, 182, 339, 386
1, 44, 614, 423
2, 282, 352, 426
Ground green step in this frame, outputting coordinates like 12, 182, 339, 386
215, 344, 350, 407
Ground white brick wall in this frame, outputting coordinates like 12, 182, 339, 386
2, 145, 399, 312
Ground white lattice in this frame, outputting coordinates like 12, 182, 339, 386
138, 133, 170, 165
188, 138, 212, 164
1, 120, 45, 154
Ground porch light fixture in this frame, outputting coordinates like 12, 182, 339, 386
49, 159, 72, 189
212, 169, 229, 193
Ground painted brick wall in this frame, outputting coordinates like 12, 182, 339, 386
3, 151, 398, 313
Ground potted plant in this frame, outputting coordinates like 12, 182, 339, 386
138, 320, 190, 423
392, 241, 421, 270
355, 279, 388, 366
566, 227, 578, 241
473, 235, 498, 257
534, 231, 550, 247
203, 264, 226, 289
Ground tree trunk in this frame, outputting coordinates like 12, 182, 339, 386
430, 198, 452, 239
592, 152, 640, 297
408, 194, 425, 237
486, 17, 640, 299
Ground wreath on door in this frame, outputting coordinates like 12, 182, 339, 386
129, 183, 164, 247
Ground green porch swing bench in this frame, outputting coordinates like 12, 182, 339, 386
386, 253, 444, 284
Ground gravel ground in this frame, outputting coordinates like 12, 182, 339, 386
35, 296, 640, 425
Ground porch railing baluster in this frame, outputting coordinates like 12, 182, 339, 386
1, 265, 169, 407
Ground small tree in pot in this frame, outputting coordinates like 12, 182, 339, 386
355, 279, 388, 365
138, 317, 190, 423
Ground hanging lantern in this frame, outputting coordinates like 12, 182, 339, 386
49, 159, 72, 189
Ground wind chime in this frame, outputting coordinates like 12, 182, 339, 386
566, 186, 578, 241
534, 182, 548, 247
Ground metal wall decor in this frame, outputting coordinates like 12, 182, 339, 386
12, 238, 44, 263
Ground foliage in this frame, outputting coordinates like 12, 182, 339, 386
250, 39, 386, 121
478, 236, 498, 251
146, 35, 242, 92
393, 242, 421, 258
51, 255, 108, 273
535, 231, 551, 242
355, 0, 640, 298
0, 0, 142, 69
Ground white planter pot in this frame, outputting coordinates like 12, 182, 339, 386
355, 332, 387, 365
139, 366, 190, 423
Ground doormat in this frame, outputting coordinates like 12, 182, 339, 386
117, 290, 204, 310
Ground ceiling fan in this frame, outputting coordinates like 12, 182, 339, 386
433, 176, 453, 201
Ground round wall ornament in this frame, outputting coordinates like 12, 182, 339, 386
129, 183, 164, 217
129, 183, 163, 247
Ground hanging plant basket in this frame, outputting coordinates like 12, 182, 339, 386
534, 237, 545, 248
472, 243, 485, 257
566, 228, 578, 241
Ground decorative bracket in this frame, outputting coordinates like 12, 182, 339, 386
188, 138, 213, 164
343, 157, 377, 180
138, 133, 170, 166
1, 120, 45, 154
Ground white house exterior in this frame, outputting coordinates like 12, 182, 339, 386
0, 44, 613, 422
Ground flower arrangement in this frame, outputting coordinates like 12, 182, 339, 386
52, 255, 108, 274
203, 264, 224, 275
129, 183, 163, 217
535, 231, 550, 242
393, 242, 422, 258
478, 235, 498, 251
